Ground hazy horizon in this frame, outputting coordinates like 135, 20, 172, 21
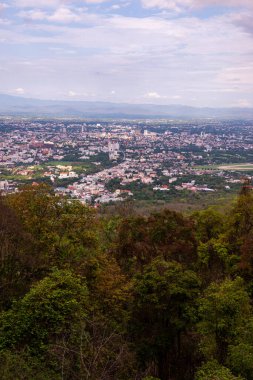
1, 92, 253, 110
0, 0, 253, 108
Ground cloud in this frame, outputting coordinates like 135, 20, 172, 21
0, 18, 11, 25
217, 66, 253, 86
141, 0, 184, 12
111, 4, 121, 10
232, 13, 253, 36
15, 0, 110, 9
2, 2, 253, 107
15, 0, 62, 8
145, 91, 162, 99
49, 7, 82, 22
144, 92, 182, 101
111, 2, 131, 10
13, 87, 26, 94
63, 90, 92, 99
83, 0, 109, 3
141, 0, 253, 11
19, 7, 88, 23
19, 9, 46, 21
68, 90, 77, 96
0, 3, 9, 11
19, 7, 100, 24
235, 99, 252, 107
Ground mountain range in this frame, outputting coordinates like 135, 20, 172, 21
0, 94, 253, 119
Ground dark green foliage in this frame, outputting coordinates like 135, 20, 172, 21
1, 185, 253, 379
0, 350, 60, 380
131, 259, 200, 380
227, 317, 253, 380
198, 278, 251, 363
6, 185, 99, 268
195, 361, 244, 380
115, 209, 197, 274
192, 207, 225, 243
227, 191, 253, 254
0, 198, 35, 309
0, 269, 88, 354
228, 343, 253, 380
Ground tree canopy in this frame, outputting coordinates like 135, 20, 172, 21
1, 185, 253, 379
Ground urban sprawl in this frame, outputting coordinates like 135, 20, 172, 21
1, 118, 253, 205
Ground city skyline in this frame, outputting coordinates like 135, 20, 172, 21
0, 0, 253, 107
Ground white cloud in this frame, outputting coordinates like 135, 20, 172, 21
217, 66, 253, 86
201, 0, 253, 8
83, 0, 109, 3
110, 2, 131, 10
235, 99, 252, 107
0, 18, 11, 25
15, 0, 61, 8
144, 92, 182, 101
141, 0, 183, 12
111, 4, 121, 10
19, 7, 99, 24
15, 0, 109, 8
145, 91, 162, 99
141, 0, 253, 11
63, 90, 92, 99
2, 2, 253, 107
232, 13, 253, 36
0, 3, 9, 11
68, 90, 77, 96
19, 9, 46, 21
13, 87, 25, 94
49, 7, 82, 22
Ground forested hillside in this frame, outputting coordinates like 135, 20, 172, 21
1, 184, 253, 380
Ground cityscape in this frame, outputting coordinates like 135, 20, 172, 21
1, 117, 253, 207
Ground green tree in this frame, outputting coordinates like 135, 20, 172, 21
195, 360, 243, 380
226, 189, 253, 257
6, 185, 99, 271
130, 258, 200, 380
0, 198, 35, 309
0, 350, 60, 380
227, 317, 253, 380
0, 269, 88, 355
115, 209, 197, 274
192, 208, 225, 244
228, 343, 253, 380
198, 277, 251, 364
197, 238, 233, 284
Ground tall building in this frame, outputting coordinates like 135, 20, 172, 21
108, 141, 119, 160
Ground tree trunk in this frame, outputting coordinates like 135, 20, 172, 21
158, 352, 170, 380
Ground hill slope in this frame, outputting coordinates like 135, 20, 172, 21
0, 94, 253, 119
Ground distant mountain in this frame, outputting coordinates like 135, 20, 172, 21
0, 94, 253, 119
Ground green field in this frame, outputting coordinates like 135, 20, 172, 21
194, 163, 253, 172
218, 163, 253, 171
193, 165, 219, 170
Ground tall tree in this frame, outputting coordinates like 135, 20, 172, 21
198, 277, 251, 364
115, 209, 197, 274
130, 258, 200, 380
6, 185, 99, 272
0, 197, 35, 309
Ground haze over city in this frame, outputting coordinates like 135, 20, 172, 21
0, 0, 253, 108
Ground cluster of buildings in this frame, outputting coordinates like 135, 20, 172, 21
0, 118, 252, 202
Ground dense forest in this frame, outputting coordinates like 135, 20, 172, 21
1, 184, 253, 380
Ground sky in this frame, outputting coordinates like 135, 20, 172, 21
0, 0, 253, 107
